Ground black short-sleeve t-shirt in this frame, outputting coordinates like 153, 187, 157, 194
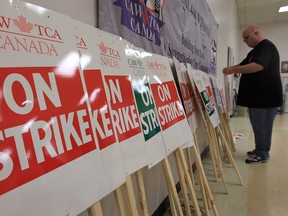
237, 39, 283, 108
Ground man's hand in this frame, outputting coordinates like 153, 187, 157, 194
222, 67, 235, 75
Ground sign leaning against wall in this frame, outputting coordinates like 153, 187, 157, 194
98, 0, 219, 75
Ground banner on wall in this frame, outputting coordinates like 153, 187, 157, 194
98, 0, 218, 75
0, 1, 109, 216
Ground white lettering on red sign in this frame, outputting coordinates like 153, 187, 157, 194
105, 75, 141, 142
151, 82, 185, 131
3, 73, 61, 114
0, 67, 96, 195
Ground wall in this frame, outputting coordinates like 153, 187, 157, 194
206, 0, 241, 71
24, 0, 97, 26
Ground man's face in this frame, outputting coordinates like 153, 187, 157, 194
242, 29, 257, 48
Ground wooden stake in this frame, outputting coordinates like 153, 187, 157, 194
217, 126, 244, 185
193, 133, 210, 209
168, 192, 177, 216
162, 157, 184, 216
191, 145, 219, 216
207, 121, 229, 194
114, 187, 126, 216
88, 201, 103, 216
185, 148, 195, 187
124, 175, 139, 216
223, 113, 236, 151
136, 170, 149, 216
176, 148, 202, 216
174, 151, 192, 216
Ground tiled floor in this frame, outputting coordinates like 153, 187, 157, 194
163, 111, 288, 216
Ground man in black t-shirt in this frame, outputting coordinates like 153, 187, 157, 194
222, 25, 283, 164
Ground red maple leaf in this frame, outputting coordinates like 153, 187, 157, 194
99, 42, 108, 54
13, 15, 34, 33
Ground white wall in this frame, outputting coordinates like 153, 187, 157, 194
206, 0, 241, 70
24, 0, 97, 26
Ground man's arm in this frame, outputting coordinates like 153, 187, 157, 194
223, 62, 263, 75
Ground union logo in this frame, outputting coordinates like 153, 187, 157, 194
113, 0, 165, 46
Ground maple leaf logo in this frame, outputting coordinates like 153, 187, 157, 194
13, 15, 33, 33
98, 42, 108, 54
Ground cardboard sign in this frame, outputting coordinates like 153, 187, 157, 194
95, 29, 148, 175
74, 21, 126, 192
173, 57, 197, 135
0, 2, 108, 216
210, 76, 225, 114
189, 70, 220, 128
124, 44, 167, 168
144, 54, 194, 154
186, 64, 206, 114
200, 71, 220, 126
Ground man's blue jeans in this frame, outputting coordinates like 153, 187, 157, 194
248, 107, 278, 159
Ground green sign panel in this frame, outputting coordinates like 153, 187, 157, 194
134, 83, 161, 141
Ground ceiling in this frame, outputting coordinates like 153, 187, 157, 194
237, 0, 288, 27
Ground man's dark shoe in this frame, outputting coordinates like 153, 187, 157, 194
245, 154, 268, 164
247, 149, 258, 156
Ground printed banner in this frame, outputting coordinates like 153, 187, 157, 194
143, 53, 194, 154
0, 1, 108, 216
124, 44, 167, 168
74, 21, 126, 192
98, 0, 218, 75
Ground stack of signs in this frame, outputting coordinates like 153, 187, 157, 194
74, 21, 126, 192
202, 73, 218, 112
143, 54, 194, 154
201, 72, 220, 126
0, 1, 108, 216
216, 79, 227, 113
210, 76, 225, 114
186, 64, 206, 114
94, 29, 149, 176
188, 68, 220, 128
173, 57, 198, 138
123, 44, 167, 168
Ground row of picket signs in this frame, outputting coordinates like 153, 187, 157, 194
0, 1, 227, 216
